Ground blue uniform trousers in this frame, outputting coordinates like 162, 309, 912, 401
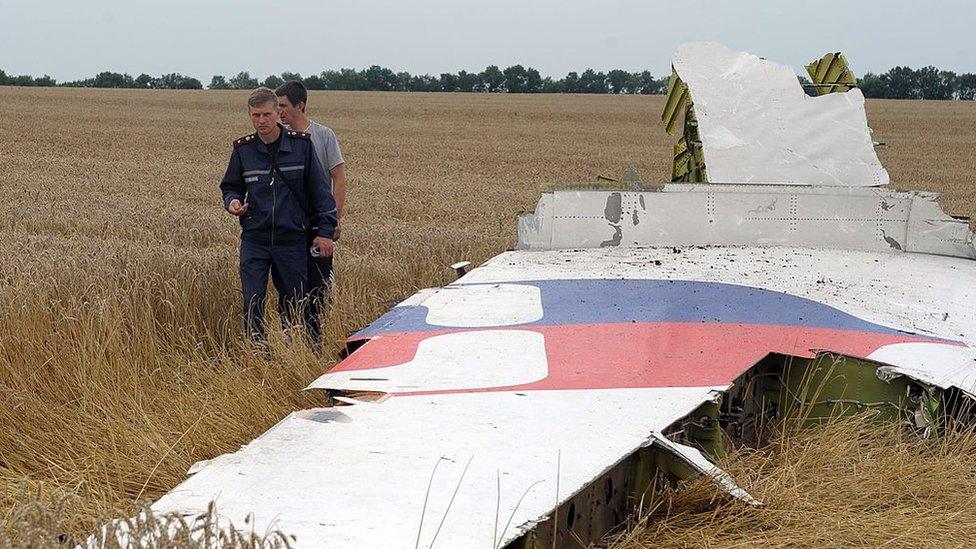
305, 231, 334, 344
240, 239, 308, 340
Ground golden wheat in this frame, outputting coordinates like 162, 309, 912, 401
1, 88, 974, 546
609, 417, 976, 548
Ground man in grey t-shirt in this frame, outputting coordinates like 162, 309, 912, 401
275, 80, 346, 344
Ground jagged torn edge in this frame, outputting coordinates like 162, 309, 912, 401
648, 432, 763, 507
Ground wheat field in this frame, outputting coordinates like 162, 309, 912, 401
1, 87, 975, 546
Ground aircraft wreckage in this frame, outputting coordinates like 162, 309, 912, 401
103, 43, 976, 547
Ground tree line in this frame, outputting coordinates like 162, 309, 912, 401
0, 66, 667, 94
0, 70, 204, 90
2, 64, 975, 99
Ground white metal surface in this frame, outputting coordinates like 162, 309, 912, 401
672, 42, 888, 186
517, 185, 974, 259
319, 330, 549, 393
150, 243, 975, 547
153, 387, 725, 548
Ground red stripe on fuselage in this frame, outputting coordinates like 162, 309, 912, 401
333, 323, 945, 395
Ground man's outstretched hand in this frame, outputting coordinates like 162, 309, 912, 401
228, 199, 249, 216
313, 236, 334, 258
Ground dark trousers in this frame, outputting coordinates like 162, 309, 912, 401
305, 232, 334, 344
240, 239, 308, 341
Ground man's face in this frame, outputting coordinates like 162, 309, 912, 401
276, 95, 304, 126
249, 101, 280, 137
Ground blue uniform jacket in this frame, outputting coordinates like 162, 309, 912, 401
220, 126, 337, 244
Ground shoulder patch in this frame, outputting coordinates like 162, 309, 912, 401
233, 133, 257, 148
286, 130, 311, 140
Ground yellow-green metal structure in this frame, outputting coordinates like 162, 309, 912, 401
662, 69, 707, 182
806, 52, 857, 95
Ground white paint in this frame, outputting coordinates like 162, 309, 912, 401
136, 243, 976, 548
142, 244, 976, 548
424, 283, 543, 327
517, 186, 974, 259
309, 330, 549, 393
144, 243, 976, 548
152, 387, 726, 548
672, 42, 888, 186
871, 343, 976, 399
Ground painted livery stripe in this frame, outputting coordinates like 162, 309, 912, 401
332, 322, 945, 395
354, 279, 922, 338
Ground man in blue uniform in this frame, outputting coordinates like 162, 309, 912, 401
220, 87, 337, 342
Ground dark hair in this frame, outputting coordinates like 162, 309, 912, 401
275, 80, 308, 110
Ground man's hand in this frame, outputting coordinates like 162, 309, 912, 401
313, 236, 334, 258
228, 199, 249, 216
333, 223, 342, 241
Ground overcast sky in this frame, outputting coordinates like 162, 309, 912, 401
2, 0, 974, 81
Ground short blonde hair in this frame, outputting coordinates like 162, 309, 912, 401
247, 87, 276, 109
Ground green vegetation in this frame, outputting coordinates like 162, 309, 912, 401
2, 64, 975, 98
0, 66, 669, 95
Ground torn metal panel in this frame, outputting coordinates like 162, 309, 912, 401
649, 433, 761, 506
872, 343, 976, 400
662, 69, 707, 183
148, 244, 975, 547
152, 388, 725, 548
671, 42, 887, 186
661, 69, 690, 136
516, 185, 975, 259
806, 52, 857, 95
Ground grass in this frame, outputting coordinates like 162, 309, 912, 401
0, 87, 974, 546
608, 416, 976, 548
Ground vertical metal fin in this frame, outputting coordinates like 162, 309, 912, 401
806, 52, 857, 95
661, 69, 689, 135
662, 68, 708, 183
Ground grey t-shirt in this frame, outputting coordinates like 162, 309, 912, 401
301, 120, 344, 191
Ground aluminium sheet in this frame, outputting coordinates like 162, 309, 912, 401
671, 42, 888, 186
152, 244, 976, 547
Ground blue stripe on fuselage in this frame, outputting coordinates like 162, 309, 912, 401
353, 279, 914, 338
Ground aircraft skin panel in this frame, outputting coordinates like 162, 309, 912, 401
671, 42, 888, 186
517, 186, 974, 258
351, 279, 933, 338
465, 247, 976, 359
151, 245, 975, 547
152, 387, 726, 548
870, 343, 976, 398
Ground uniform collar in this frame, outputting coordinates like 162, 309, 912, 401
255, 124, 293, 155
